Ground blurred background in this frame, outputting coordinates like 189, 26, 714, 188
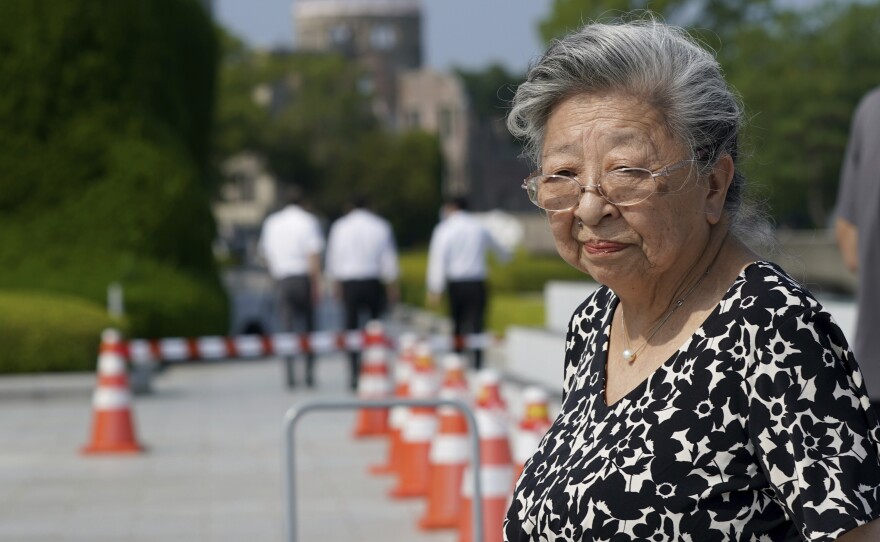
1, 0, 876, 374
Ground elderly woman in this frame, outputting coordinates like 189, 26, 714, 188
504, 19, 880, 542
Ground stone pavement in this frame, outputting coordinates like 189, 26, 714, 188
0, 349, 540, 542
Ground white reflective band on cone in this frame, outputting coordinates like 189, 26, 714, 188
389, 406, 409, 428
461, 465, 514, 498
476, 409, 508, 439
358, 375, 390, 396
362, 346, 389, 364
93, 387, 131, 410
196, 336, 227, 359
429, 434, 469, 463
402, 413, 437, 441
513, 432, 544, 464
409, 373, 437, 399
97, 353, 126, 375
395, 362, 412, 384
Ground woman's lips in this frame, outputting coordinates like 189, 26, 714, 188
583, 241, 627, 254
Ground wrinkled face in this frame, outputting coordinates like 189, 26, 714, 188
541, 92, 722, 291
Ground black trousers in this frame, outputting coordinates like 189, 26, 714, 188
341, 278, 386, 389
278, 275, 315, 387
447, 280, 487, 370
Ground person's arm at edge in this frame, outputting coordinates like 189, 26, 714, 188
835, 95, 864, 276
835, 217, 858, 274
837, 519, 880, 541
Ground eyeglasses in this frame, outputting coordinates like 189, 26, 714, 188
521, 160, 696, 211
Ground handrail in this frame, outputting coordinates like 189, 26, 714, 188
282, 397, 484, 542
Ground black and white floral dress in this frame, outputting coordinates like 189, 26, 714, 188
505, 261, 880, 541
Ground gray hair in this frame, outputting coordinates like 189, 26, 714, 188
507, 19, 773, 248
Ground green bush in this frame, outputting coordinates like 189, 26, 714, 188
0, 291, 127, 373
0, 0, 228, 339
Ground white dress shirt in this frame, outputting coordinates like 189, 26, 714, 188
325, 209, 399, 282
426, 210, 510, 294
258, 205, 324, 279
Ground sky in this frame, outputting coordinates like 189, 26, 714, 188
213, 0, 553, 74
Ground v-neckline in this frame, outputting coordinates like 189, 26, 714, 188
594, 263, 753, 412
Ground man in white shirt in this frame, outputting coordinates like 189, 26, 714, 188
258, 186, 324, 388
426, 196, 510, 369
325, 195, 399, 390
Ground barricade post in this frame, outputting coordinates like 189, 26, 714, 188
282, 397, 484, 542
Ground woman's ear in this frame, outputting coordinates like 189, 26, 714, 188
705, 154, 734, 225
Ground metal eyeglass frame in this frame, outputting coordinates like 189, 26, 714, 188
521, 159, 696, 210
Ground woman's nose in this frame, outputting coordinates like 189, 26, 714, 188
573, 185, 615, 226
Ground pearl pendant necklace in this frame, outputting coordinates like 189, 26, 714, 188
619, 233, 727, 363
620, 295, 694, 363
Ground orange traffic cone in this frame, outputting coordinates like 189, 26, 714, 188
512, 387, 552, 482
353, 321, 392, 438
459, 369, 512, 542
82, 329, 144, 454
419, 353, 472, 530
371, 332, 418, 475
390, 341, 438, 498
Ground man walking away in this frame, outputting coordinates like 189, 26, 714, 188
426, 196, 510, 370
258, 186, 324, 388
325, 195, 400, 390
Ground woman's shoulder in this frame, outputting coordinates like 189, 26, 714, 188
730, 260, 821, 319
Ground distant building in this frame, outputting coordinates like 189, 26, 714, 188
397, 69, 471, 196
292, 0, 421, 126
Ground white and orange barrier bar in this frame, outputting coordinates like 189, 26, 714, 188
122, 331, 500, 364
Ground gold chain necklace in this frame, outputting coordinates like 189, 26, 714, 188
619, 233, 727, 363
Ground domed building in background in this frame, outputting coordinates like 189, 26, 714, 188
214, 0, 534, 270
292, 0, 482, 198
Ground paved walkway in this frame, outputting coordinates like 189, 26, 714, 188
0, 349, 535, 542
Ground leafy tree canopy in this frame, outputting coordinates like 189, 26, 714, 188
536, 0, 880, 227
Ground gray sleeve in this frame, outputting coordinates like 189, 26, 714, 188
837, 100, 866, 224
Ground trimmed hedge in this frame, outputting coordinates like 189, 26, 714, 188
0, 291, 126, 373
0, 0, 229, 339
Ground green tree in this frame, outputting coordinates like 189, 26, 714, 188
0, 0, 228, 338
535, 0, 880, 227
538, 0, 775, 44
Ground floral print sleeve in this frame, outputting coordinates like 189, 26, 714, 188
505, 262, 880, 542
748, 305, 880, 541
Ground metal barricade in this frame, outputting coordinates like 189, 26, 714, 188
282, 397, 484, 542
